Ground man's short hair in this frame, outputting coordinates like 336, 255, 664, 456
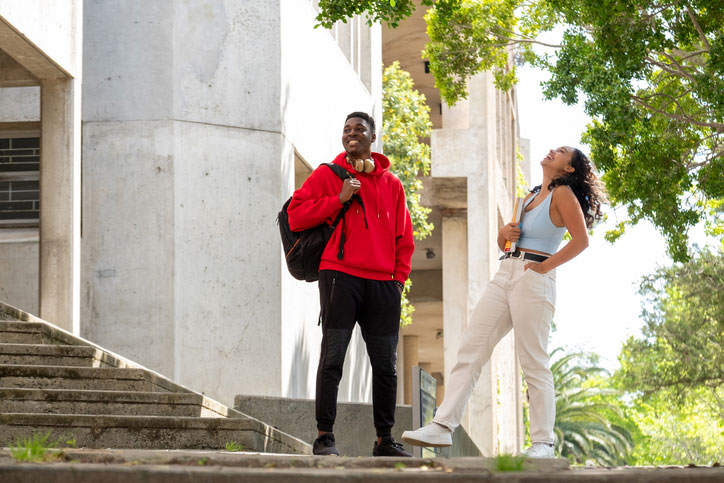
345, 111, 375, 135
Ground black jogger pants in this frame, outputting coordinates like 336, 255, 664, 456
316, 269, 402, 437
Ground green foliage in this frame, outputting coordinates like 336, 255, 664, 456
551, 351, 634, 466
424, 0, 551, 104
399, 277, 414, 327
515, 149, 529, 199
625, 388, 724, 465
616, 248, 724, 399
225, 441, 244, 452
383, 61, 434, 241
318, 0, 724, 261
612, 249, 724, 465
10, 432, 60, 463
383, 61, 434, 327
493, 453, 527, 471
315, 0, 435, 29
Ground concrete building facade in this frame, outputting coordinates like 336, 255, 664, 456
1, 0, 527, 455
1, 0, 380, 407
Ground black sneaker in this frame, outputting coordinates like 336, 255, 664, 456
373, 436, 413, 457
313, 433, 340, 456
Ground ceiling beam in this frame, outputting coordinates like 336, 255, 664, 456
0, 47, 38, 87
0, 14, 70, 80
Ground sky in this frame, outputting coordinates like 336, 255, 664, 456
516, 63, 678, 372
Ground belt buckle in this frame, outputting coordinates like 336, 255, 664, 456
510, 250, 524, 259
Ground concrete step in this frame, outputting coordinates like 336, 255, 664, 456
0, 322, 59, 344
0, 388, 226, 417
0, 306, 312, 455
0, 343, 99, 366
0, 364, 174, 392
0, 413, 310, 454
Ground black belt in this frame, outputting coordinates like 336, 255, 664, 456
500, 250, 549, 263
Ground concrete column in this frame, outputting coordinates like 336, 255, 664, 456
39, 78, 80, 333
402, 335, 419, 404
463, 73, 501, 456
441, 213, 468, 421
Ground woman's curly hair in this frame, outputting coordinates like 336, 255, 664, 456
531, 148, 605, 229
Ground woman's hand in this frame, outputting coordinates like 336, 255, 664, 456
524, 262, 547, 274
500, 222, 521, 243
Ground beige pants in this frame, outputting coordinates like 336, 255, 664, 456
433, 257, 556, 444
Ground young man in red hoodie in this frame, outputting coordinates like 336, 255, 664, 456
288, 112, 414, 457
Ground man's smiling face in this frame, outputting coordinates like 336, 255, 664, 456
342, 117, 375, 157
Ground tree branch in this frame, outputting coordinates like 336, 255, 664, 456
646, 58, 693, 81
659, 51, 701, 79
685, 6, 711, 50
489, 31, 562, 48
632, 95, 724, 130
641, 2, 680, 21
434, 36, 561, 59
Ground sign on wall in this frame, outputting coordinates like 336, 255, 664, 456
411, 365, 437, 458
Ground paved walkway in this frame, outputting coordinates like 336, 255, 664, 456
1, 448, 722, 482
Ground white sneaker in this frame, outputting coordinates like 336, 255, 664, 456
523, 442, 555, 458
401, 422, 453, 447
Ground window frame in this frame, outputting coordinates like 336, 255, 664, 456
0, 127, 41, 231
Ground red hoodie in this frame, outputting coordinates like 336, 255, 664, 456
287, 152, 414, 284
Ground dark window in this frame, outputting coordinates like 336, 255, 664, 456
0, 136, 40, 227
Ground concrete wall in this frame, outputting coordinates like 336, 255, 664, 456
80, 120, 176, 375
235, 395, 481, 457
0, 88, 40, 315
0, 87, 39, 121
81, 0, 381, 406
0, 238, 38, 314
0, 0, 82, 331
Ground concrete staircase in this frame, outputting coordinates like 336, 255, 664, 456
0, 302, 311, 454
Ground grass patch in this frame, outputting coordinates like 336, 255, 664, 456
10, 432, 61, 463
493, 453, 527, 472
225, 441, 244, 452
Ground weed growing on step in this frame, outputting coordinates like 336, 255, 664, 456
10, 432, 60, 463
493, 453, 527, 472
225, 441, 244, 452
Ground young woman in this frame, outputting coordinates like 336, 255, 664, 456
401, 146, 604, 458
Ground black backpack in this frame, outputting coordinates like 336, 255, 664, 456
278, 163, 362, 282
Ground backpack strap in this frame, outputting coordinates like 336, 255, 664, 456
324, 162, 351, 181
321, 163, 366, 260
324, 162, 353, 230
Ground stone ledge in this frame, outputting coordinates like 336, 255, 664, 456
0, 450, 722, 483
0, 414, 310, 454
0, 388, 222, 417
